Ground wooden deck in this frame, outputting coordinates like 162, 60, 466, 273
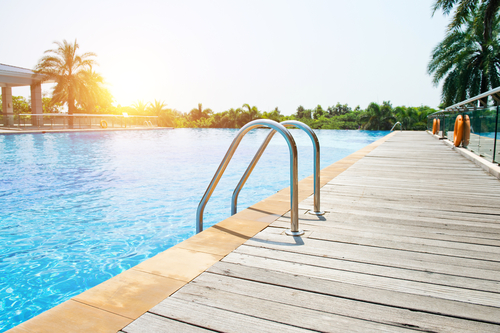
122, 132, 500, 333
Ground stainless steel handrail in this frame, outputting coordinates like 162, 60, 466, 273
390, 122, 402, 132
196, 119, 303, 236
231, 120, 324, 217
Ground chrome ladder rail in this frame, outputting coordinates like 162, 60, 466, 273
391, 122, 403, 131
196, 119, 303, 236
231, 120, 324, 216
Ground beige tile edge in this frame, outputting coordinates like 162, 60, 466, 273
8, 131, 395, 333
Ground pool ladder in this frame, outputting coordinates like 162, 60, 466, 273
391, 122, 403, 131
196, 119, 323, 236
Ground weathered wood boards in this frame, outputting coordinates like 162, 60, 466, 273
122, 132, 500, 333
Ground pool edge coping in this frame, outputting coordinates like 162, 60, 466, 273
7, 131, 398, 333
0, 127, 174, 135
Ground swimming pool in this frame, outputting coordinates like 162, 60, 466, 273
0, 128, 389, 331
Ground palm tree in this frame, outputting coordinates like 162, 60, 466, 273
189, 103, 212, 121
78, 69, 113, 113
428, 7, 500, 106
158, 108, 180, 127
433, 0, 500, 44
261, 107, 283, 122
218, 108, 240, 128
360, 101, 396, 130
132, 100, 149, 115
241, 104, 260, 124
394, 106, 412, 130
148, 100, 168, 116
34, 39, 104, 125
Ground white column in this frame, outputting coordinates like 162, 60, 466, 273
30, 82, 43, 126
2, 86, 14, 126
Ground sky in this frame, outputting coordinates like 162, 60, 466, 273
1, 0, 450, 115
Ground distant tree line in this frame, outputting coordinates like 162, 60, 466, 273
1, 95, 435, 130
151, 101, 436, 130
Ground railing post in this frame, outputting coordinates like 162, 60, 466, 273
493, 105, 499, 163
441, 115, 445, 139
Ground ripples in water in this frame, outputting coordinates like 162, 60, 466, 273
0, 128, 388, 331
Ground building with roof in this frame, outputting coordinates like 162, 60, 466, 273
0, 63, 47, 127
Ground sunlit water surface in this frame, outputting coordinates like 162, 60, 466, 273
0, 128, 388, 331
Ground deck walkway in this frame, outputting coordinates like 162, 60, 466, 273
122, 132, 500, 333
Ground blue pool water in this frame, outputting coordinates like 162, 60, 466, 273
0, 128, 388, 331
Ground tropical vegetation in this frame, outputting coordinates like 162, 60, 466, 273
2, 91, 435, 130
430, 0, 500, 106
34, 39, 112, 122
150, 101, 436, 130
0, 95, 63, 116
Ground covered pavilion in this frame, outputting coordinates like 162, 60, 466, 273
0, 63, 47, 127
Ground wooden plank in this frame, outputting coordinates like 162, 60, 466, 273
221, 251, 500, 307
244, 229, 500, 280
315, 194, 500, 217
284, 208, 500, 240
207, 261, 500, 324
149, 297, 313, 333
272, 217, 500, 247
121, 312, 214, 333
304, 200, 500, 226
320, 184, 500, 205
190, 272, 500, 333
258, 226, 500, 271
234, 244, 500, 293
270, 220, 500, 260
292, 208, 500, 237
170, 278, 415, 332
323, 182, 500, 199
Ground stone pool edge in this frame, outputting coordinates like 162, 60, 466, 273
7, 131, 397, 333
0, 127, 174, 135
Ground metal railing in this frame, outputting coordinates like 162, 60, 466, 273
391, 121, 402, 132
196, 119, 303, 236
428, 86, 500, 163
231, 120, 324, 216
0, 113, 158, 130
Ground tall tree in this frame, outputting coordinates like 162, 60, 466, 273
433, 0, 500, 44
148, 100, 168, 116
327, 103, 352, 117
240, 104, 260, 124
261, 107, 282, 122
296, 105, 305, 118
34, 40, 107, 122
428, 5, 500, 106
78, 69, 113, 113
360, 101, 395, 130
189, 103, 212, 121
132, 100, 149, 115
312, 105, 325, 119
